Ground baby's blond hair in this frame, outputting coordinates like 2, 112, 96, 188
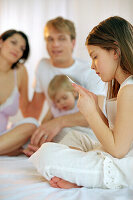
48, 75, 76, 100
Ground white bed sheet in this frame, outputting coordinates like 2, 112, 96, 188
0, 155, 133, 200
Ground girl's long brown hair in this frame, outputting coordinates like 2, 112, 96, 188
86, 16, 133, 99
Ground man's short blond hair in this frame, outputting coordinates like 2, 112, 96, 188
44, 16, 76, 40
48, 75, 75, 100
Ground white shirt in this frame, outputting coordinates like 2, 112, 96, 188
34, 58, 106, 115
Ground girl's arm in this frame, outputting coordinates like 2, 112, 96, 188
73, 83, 133, 158
74, 84, 108, 126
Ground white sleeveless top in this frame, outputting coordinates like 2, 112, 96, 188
101, 76, 133, 189
106, 75, 133, 130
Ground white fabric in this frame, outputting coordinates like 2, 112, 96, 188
29, 140, 133, 189
29, 76, 133, 189
34, 58, 106, 113
1, 117, 39, 135
106, 98, 117, 130
0, 87, 18, 111
1, 117, 39, 149
0, 0, 132, 99
0, 156, 133, 200
120, 75, 133, 88
106, 75, 133, 130
53, 126, 99, 144
59, 129, 100, 150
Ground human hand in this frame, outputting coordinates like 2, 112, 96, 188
22, 144, 39, 157
30, 118, 62, 146
72, 83, 98, 118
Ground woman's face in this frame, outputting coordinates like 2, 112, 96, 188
87, 45, 119, 82
0, 33, 26, 64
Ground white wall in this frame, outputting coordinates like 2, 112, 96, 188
0, 0, 132, 120
0, 0, 132, 98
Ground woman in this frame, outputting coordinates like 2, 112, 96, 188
30, 16, 133, 189
0, 29, 38, 156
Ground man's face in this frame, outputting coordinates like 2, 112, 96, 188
45, 27, 75, 66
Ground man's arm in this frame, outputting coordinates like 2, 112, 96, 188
41, 108, 54, 124
20, 91, 45, 119
30, 110, 88, 146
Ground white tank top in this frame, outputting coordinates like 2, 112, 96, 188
106, 75, 133, 130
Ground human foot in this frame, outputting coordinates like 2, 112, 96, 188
23, 144, 39, 157
49, 176, 81, 189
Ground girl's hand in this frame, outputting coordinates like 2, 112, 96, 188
72, 83, 98, 119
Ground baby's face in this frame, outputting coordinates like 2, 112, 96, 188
54, 89, 75, 111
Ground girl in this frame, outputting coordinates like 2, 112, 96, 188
0, 29, 38, 156
30, 16, 133, 189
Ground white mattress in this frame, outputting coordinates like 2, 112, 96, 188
0, 155, 133, 200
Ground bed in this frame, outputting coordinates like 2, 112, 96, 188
0, 155, 133, 200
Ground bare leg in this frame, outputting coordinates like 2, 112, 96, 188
0, 123, 37, 155
5, 147, 24, 156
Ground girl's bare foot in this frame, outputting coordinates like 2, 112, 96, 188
49, 176, 81, 189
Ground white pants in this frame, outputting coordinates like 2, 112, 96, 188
30, 130, 133, 189
53, 126, 99, 143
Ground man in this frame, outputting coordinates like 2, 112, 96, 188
24, 16, 106, 154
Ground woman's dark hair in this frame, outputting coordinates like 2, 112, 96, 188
0, 29, 30, 68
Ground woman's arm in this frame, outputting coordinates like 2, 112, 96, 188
73, 83, 133, 158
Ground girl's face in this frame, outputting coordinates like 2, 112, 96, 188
87, 45, 119, 82
0, 33, 26, 65
53, 89, 75, 111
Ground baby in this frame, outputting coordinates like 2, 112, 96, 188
42, 74, 79, 123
